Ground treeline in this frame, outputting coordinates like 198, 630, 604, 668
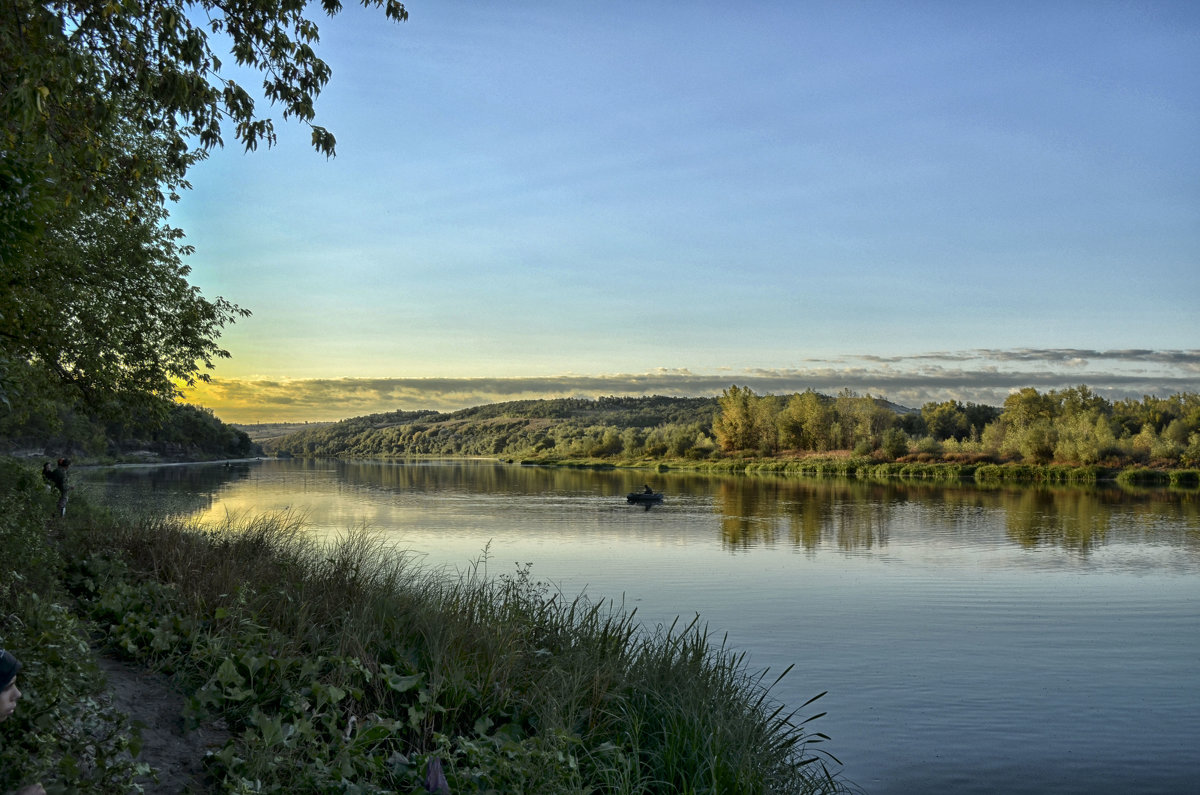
271, 396, 719, 459
273, 386, 1200, 470
714, 384, 1200, 467
1, 398, 258, 461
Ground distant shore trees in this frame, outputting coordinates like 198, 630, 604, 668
713, 384, 1200, 467
266, 388, 1200, 470
715, 387, 926, 456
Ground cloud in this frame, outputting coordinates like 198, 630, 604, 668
183, 348, 1200, 423
855, 349, 1200, 366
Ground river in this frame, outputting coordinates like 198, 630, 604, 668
78, 458, 1200, 794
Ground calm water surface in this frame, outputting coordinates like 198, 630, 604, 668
80, 459, 1200, 794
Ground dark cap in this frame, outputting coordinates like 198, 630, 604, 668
0, 649, 20, 689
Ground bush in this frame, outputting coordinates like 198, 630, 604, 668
915, 436, 943, 456
881, 428, 910, 460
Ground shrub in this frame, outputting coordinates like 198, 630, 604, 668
881, 428, 910, 460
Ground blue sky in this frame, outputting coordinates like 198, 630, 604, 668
175, 1, 1200, 422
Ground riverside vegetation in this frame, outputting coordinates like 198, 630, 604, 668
0, 459, 846, 794
265, 386, 1200, 486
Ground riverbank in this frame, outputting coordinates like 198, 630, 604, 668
0, 458, 848, 793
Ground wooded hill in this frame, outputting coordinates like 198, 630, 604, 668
268, 396, 722, 459
268, 393, 912, 461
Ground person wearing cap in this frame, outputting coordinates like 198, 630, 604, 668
0, 649, 21, 723
0, 649, 47, 795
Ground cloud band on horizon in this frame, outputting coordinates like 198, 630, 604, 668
183, 348, 1200, 423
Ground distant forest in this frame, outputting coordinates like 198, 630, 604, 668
270, 396, 718, 460
270, 386, 1200, 468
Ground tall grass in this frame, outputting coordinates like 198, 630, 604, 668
65, 508, 846, 793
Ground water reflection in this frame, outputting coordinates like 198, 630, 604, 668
78, 460, 1200, 565
715, 479, 895, 550
706, 473, 1199, 558
81, 461, 256, 517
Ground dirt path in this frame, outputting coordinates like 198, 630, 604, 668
96, 656, 229, 794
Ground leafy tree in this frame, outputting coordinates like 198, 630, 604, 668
1053, 413, 1114, 465
1163, 418, 1192, 447
919, 399, 998, 443
2, 0, 406, 418
921, 400, 970, 441
620, 427, 645, 456
4, 125, 248, 419
897, 410, 926, 438
989, 388, 1056, 462
713, 385, 760, 453
753, 393, 782, 454
778, 390, 833, 451
835, 390, 895, 450
913, 434, 943, 456
1057, 384, 1109, 419
712, 386, 780, 454
1001, 388, 1058, 428
4, 0, 409, 179
963, 402, 1001, 438
1014, 421, 1056, 463
1183, 432, 1200, 466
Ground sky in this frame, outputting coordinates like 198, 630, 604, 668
174, 1, 1200, 423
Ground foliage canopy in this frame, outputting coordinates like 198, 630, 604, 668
1, 0, 405, 421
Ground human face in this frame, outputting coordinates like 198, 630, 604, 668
0, 680, 20, 722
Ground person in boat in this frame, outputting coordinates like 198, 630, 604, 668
642, 484, 654, 494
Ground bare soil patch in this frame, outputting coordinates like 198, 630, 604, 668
96, 656, 229, 794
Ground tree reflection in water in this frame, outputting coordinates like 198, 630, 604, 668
78, 461, 256, 517
79, 460, 1199, 563
709, 473, 1198, 556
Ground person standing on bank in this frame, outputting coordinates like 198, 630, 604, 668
41, 459, 70, 517
0, 649, 47, 795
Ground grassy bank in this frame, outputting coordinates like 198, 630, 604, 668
0, 459, 846, 793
